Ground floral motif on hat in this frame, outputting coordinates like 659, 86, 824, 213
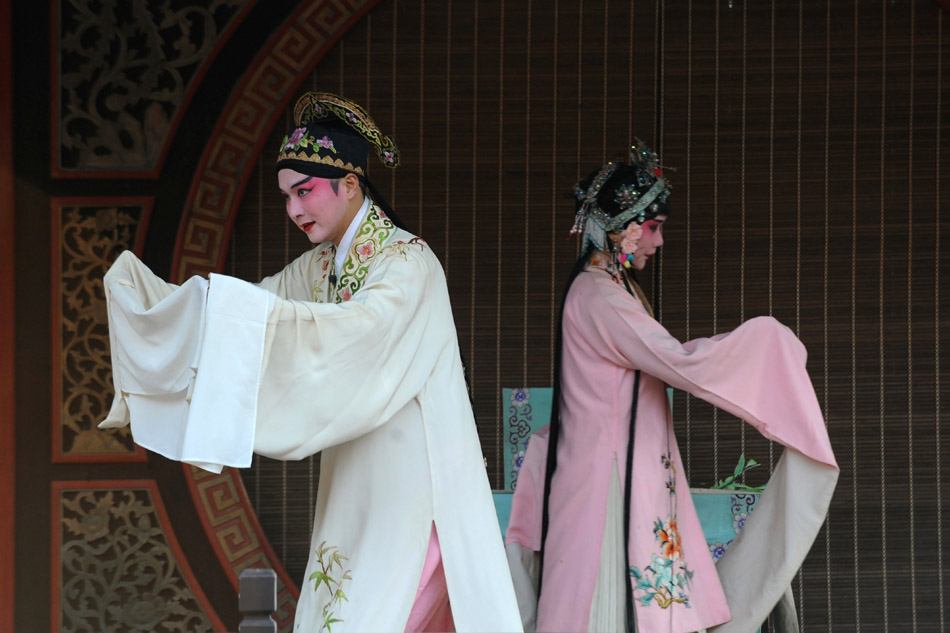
290, 92, 401, 169
316, 135, 337, 153
282, 127, 310, 151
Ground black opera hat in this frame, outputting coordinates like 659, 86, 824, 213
275, 92, 399, 180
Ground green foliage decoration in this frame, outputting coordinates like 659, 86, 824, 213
711, 453, 764, 493
310, 541, 352, 633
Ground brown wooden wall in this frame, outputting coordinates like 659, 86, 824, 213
230, 1, 950, 631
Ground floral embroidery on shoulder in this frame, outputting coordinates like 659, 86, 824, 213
311, 245, 335, 303
382, 236, 428, 259
330, 205, 428, 303
356, 240, 376, 262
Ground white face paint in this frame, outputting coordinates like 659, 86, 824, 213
631, 216, 666, 270
278, 169, 352, 246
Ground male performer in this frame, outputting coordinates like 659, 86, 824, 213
100, 92, 522, 632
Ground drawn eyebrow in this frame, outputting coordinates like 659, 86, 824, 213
279, 175, 314, 195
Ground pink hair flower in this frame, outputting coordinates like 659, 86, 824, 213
620, 222, 643, 254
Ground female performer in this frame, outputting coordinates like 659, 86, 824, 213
506, 141, 838, 633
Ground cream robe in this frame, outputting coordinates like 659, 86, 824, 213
100, 205, 522, 633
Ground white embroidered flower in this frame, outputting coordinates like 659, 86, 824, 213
509, 388, 531, 408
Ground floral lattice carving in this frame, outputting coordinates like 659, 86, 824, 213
57, 486, 216, 632
57, 0, 249, 172
57, 202, 147, 456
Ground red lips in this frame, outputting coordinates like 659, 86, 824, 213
301, 221, 315, 232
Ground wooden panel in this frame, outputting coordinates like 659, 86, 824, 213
50, 197, 152, 462
50, 480, 226, 633
49, 0, 258, 177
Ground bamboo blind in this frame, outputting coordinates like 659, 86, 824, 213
229, 1, 949, 629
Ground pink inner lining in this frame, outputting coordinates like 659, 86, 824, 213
404, 524, 455, 633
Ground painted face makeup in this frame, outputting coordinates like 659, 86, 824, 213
631, 216, 666, 271
278, 168, 352, 246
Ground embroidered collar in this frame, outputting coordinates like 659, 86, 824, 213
335, 196, 371, 272
333, 202, 396, 302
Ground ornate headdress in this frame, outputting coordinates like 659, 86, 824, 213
275, 92, 400, 178
570, 138, 672, 269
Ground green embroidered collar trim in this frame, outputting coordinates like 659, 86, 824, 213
334, 204, 395, 303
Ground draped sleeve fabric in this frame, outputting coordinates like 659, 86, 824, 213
575, 271, 837, 470
505, 425, 549, 632
505, 424, 549, 551
100, 251, 276, 473
100, 250, 190, 431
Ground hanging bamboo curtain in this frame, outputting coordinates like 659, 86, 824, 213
229, 2, 949, 629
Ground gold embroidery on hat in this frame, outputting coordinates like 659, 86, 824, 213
277, 150, 364, 175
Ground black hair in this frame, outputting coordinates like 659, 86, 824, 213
362, 176, 407, 231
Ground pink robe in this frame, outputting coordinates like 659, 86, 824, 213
510, 264, 837, 633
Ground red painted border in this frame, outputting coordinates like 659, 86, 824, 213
188, 467, 302, 599
50, 197, 152, 463
48, 0, 259, 179
50, 480, 228, 633
0, 0, 15, 626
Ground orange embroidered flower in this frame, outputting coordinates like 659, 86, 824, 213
656, 519, 682, 561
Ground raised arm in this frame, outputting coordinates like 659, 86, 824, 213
570, 272, 836, 468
